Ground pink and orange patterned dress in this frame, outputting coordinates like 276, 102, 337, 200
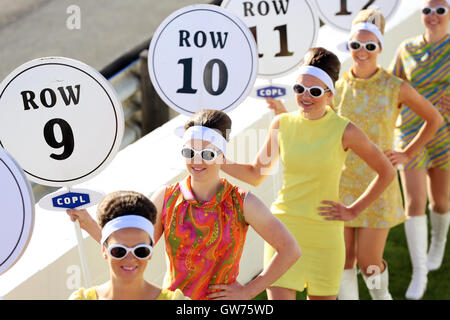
161, 176, 248, 300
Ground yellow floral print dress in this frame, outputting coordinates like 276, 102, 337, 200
334, 67, 406, 228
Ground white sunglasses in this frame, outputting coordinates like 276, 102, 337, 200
106, 243, 153, 260
293, 83, 330, 98
422, 6, 449, 16
181, 146, 220, 161
348, 40, 380, 52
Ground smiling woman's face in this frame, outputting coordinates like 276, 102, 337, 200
102, 228, 151, 283
422, 0, 450, 33
295, 74, 332, 115
349, 30, 381, 69
183, 139, 223, 182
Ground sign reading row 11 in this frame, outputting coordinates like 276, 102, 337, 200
222, 0, 318, 79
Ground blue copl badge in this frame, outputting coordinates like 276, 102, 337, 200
256, 86, 287, 99
52, 192, 91, 209
39, 188, 105, 211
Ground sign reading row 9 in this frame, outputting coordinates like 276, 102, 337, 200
0, 57, 124, 187
148, 4, 258, 116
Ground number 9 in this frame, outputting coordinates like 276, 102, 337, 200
43, 118, 75, 160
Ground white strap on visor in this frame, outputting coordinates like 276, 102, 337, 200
183, 126, 227, 156
297, 66, 335, 95
101, 215, 154, 244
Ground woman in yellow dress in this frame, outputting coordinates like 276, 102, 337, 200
335, 9, 442, 300
222, 47, 396, 300
68, 191, 189, 300
266, 10, 443, 300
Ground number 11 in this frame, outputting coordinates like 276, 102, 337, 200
250, 24, 294, 58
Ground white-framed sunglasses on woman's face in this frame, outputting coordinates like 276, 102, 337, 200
348, 40, 380, 52
181, 146, 221, 162
422, 6, 449, 16
106, 243, 153, 260
293, 83, 330, 98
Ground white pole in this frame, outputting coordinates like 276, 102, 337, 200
73, 219, 91, 288
68, 187, 91, 288
267, 79, 281, 200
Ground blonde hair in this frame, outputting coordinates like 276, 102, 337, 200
352, 9, 386, 35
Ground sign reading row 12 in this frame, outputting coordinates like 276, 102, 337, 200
312, 0, 400, 32
0, 57, 125, 187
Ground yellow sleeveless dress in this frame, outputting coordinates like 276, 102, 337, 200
334, 68, 405, 228
264, 106, 350, 296
69, 287, 190, 300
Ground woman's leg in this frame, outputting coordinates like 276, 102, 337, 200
338, 227, 359, 300
266, 286, 297, 300
400, 169, 429, 299
356, 227, 391, 300
426, 167, 450, 271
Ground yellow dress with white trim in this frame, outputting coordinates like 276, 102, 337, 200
264, 106, 349, 296
334, 68, 405, 229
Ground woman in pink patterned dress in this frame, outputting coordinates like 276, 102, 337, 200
69, 109, 300, 300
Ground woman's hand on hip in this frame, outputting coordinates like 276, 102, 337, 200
206, 282, 252, 300
318, 201, 358, 221
384, 149, 412, 168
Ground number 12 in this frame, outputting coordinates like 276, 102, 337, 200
335, 0, 376, 16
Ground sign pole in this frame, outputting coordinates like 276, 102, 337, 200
74, 219, 91, 288
266, 78, 281, 200
68, 186, 91, 288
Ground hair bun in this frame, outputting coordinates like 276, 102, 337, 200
367, 12, 381, 30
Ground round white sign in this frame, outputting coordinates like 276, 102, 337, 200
0, 147, 35, 276
0, 57, 125, 187
312, 0, 400, 32
148, 4, 258, 116
222, 0, 319, 79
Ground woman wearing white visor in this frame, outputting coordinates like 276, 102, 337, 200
390, 0, 449, 300
223, 47, 396, 300
69, 191, 189, 300
68, 110, 301, 300
336, 9, 442, 301
267, 10, 442, 300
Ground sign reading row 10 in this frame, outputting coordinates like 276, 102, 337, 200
148, 5, 258, 116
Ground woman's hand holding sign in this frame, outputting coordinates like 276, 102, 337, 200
66, 209, 102, 243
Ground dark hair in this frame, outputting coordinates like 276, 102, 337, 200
302, 47, 341, 86
184, 109, 232, 141
96, 191, 157, 229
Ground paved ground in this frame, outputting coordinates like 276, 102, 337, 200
0, 0, 207, 79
